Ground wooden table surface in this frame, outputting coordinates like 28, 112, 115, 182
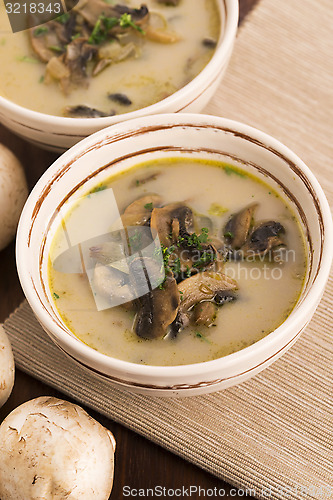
0, 1, 260, 497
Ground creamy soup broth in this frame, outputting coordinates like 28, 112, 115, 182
48, 159, 307, 366
0, 0, 220, 116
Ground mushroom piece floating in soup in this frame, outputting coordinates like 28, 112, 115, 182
0, 0, 220, 117
48, 159, 307, 366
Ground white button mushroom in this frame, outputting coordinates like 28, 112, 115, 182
0, 143, 28, 251
0, 325, 15, 408
0, 396, 116, 500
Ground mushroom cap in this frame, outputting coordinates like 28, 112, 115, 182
192, 301, 218, 327
0, 397, 116, 500
0, 325, 15, 408
242, 220, 285, 257
224, 203, 258, 250
0, 144, 28, 251
171, 271, 237, 335
178, 271, 237, 313
135, 273, 180, 339
132, 256, 180, 339
150, 203, 193, 247
122, 194, 162, 228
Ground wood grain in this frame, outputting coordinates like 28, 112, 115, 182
0, 2, 260, 497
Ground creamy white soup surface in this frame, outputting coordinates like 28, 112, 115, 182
48, 159, 307, 366
0, 0, 220, 116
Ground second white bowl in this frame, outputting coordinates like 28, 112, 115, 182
0, 0, 238, 152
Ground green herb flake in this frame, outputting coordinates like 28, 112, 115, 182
182, 227, 210, 250
119, 13, 145, 34
155, 244, 178, 279
88, 18, 105, 44
89, 12, 145, 45
224, 231, 234, 239
224, 165, 246, 178
49, 45, 64, 53
193, 249, 216, 268
199, 227, 209, 244
144, 202, 153, 211
17, 55, 39, 63
53, 292, 60, 300
194, 331, 211, 344
88, 15, 118, 45
90, 185, 107, 194
56, 13, 70, 24
101, 15, 120, 31
0, 38, 6, 46
34, 26, 49, 37
39, 75, 45, 83
171, 256, 181, 275
71, 33, 82, 41
208, 203, 228, 217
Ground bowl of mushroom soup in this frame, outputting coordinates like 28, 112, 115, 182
0, 0, 238, 151
16, 114, 333, 396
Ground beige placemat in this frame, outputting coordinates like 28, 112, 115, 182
4, 0, 333, 498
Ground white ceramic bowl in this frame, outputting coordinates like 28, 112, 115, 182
0, 0, 238, 152
16, 114, 333, 396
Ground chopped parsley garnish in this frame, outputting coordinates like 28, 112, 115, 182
224, 231, 234, 239
90, 19, 103, 44
194, 331, 211, 343
224, 165, 246, 178
34, 26, 49, 37
90, 185, 107, 194
154, 244, 180, 278
102, 15, 122, 31
49, 45, 64, 53
39, 75, 45, 83
119, 13, 145, 33
17, 55, 39, 63
89, 18, 108, 45
89, 13, 144, 45
53, 292, 60, 300
161, 245, 175, 273
144, 202, 153, 211
171, 256, 181, 275
180, 227, 210, 250
155, 225, 215, 281
193, 249, 216, 268
56, 13, 70, 24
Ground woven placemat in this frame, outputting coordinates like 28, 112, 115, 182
3, 0, 333, 498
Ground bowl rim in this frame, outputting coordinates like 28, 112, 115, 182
0, 0, 238, 130
16, 113, 333, 380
